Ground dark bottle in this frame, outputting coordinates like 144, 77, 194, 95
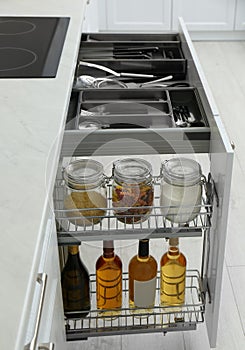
96, 240, 122, 316
61, 245, 91, 319
129, 239, 157, 310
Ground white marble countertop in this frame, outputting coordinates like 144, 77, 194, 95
0, 1, 87, 349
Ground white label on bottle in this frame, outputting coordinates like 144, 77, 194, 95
134, 277, 156, 308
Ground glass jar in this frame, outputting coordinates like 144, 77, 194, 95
63, 159, 107, 226
160, 158, 202, 224
112, 158, 154, 224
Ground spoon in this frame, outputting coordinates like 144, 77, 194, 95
173, 107, 188, 127
74, 75, 96, 89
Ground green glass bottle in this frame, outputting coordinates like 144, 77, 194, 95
61, 245, 91, 318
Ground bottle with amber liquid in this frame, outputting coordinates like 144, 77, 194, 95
160, 237, 186, 306
61, 245, 91, 319
129, 239, 157, 312
96, 240, 122, 316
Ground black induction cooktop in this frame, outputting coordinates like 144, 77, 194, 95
0, 17, 70, 78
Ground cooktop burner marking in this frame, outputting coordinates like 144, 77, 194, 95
0, 47, 37, 71
0, 20, 36, 35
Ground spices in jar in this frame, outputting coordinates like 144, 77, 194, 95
63, 159, 107, 226
160, 158, 202, 224
112, 158, 154, 224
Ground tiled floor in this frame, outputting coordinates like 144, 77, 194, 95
69, 41, 245, 349
194, 41, 245, 349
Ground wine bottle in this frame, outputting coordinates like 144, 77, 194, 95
96, 240, 122, 316
160, 237, 186, 306
129, 239, 157, 311
61, 245, 91, 319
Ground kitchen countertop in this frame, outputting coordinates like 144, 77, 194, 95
0, 1, 87, 349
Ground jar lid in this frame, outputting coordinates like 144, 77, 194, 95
63, 159, 104, 188
113, 158, 152, 184
161, 158, 202, 186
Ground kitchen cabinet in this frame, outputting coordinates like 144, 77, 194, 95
90, 0, 245, 39
98, 0, 172, 31
172, 0, 236, 31
53, 19, 233, 349
24, 216, 66, 350
235, 0, 245, 30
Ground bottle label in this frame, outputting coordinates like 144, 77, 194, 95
134, 277, 156, 308
96, 271, 122, 308
160, 266, 186, 305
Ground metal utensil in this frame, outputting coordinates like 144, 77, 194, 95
74, 75, 128, 89
74, 74, 173, 89
179, 106, 205, 127
79, 61, 155, 78
74, 75, 96, 89
173, 107, 188, 127
140, 75, 173, 86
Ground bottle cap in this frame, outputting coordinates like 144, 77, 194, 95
169, 237, 179, 246
103, 240, 114, 258
103, 240, 114, 249
68, 245, 79, 255
138, 239, 149, 257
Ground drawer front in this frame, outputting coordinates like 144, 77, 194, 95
24, 217, 66, 350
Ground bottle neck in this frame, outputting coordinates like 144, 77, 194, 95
167, 238, 180, 257
68, 245, 79, 255
103, 240, 115, 259
137, 239, 149, 260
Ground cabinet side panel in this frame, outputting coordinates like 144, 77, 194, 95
179, 17, 234, 347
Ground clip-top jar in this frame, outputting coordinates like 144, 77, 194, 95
160, 158, 202, 223
112, 158, 154, 224
63, 159, 107, 226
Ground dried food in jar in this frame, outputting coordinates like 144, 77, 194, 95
64, 191, 107, 226
112, 182, 154, 224
63, 159, 107, 226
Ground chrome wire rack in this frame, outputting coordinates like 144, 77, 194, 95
65, 269, 205, 341
54, 177, 212, 244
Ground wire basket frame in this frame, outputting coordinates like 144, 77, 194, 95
54, 177, 212, 243
65, 269, 205, 341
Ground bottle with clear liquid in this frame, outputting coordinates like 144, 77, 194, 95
61, 245, 91, 319
160, 238, 186, 306
96, 240, 122, 316
129, 239, 157, 311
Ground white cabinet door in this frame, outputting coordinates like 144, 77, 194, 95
99, 0, 171, 31
37, 217, 66, 350
24, 217, 66, 350
172, 0, 236, 31
83, 0, 99, 32
235, 0, 245, 30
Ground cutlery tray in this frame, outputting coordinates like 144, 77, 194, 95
70, 88, 207, 130
77, 33, 187, 79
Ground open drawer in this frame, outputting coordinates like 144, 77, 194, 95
55, 18, 233, 349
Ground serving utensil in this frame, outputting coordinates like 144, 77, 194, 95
79, 61, 155, 78
74, 74, 173, 89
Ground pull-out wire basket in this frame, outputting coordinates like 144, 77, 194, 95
54, 177, 212, 244
65, 269, 205, 341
